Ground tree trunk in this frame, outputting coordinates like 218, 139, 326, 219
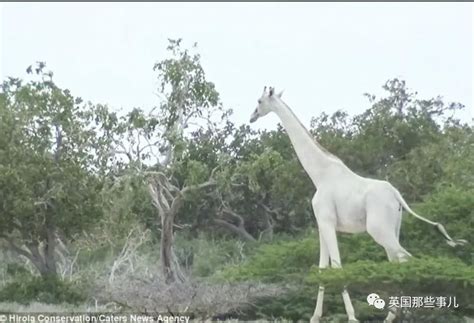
8, 240, 58, 278
261, 211, 274, 242
148, 171, 216, 285
27, 243, 49, 276
43, 215, 58, 277
160, 212, 186, 283
160, 212, 177, 284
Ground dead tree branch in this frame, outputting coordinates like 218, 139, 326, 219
214, 202, 256, 242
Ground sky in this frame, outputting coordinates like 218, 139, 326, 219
1, 3, 473, 131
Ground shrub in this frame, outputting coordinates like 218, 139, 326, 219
216, 236, 317, 283
306, 256, 474, 319
174, 234, 251, 278
0, 274, 85, 305
217, 233, 473, 320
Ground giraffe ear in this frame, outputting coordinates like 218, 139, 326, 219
277, 90, 284, 98
268, 87, 274, 97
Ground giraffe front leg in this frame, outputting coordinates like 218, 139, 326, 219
310, 286, 325, 323
342, 288, 359, 323
319, 221, 359, 323
310, 231, 329, 323
384, 307, 398, 323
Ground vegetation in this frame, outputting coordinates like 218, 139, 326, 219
0, 39, 472, 321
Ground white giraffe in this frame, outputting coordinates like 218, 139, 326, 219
249, 86, 467, 323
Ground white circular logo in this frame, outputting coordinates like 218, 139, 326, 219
367, 293, 385, 309
373, 298, 386, 309
367, 293, 379, 306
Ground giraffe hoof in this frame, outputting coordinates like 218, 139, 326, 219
348, 319, 360, 323
310, 316, 321, 323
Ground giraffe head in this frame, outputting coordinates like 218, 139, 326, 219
249, 86, 284, 123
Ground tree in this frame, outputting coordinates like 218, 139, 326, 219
148, 39, 231, 283
179, 123, 315, 241
101, 39, 230, 283
0, 63, 107, 278
311, 78, 466, 200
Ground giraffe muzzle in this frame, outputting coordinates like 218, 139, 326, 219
249, 113, 259, 123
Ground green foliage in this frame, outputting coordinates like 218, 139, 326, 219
218, 232, 389, 284
5, 263, 30, 278
150, 38, 228, 166
307, 257, 474, 319
402, 186, 474, 264
387, 124, 474, 199
311, 79, 467, 201
217, 236, 318, 283
338, 233, 387, 263
0, 275, 85, 305
307, 257, 473, 294
218, 231, 473, 319
174, 234, 250, 277
0, 63, 108, 276
154, 39, 222, 130
238, 287, 315, 322
99, 174, 157, 242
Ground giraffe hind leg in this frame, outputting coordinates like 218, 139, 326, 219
366, 195, 412, 263
366, 198, 411, 322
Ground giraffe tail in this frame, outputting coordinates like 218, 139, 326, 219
391, 186, 468, 247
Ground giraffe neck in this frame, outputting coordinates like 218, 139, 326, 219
273, 99, 344, 185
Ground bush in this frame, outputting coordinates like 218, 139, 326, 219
216, 236, 318, 283
306, 256, 473, 320
231, 256, 473, 321
174, 234, 251, 278
0, 274, 85, 305
217, 232, 473, 321
217, 232, 389, 283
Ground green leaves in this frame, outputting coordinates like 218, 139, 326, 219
0, 273, 85, 305
306, 256, 474, 310
0, 63, 106, 273
153, 39, 223, 142
401, 186, 474, 263
217, 233, 474, 320
217, 236, 318, 283
184, 160, 209, 186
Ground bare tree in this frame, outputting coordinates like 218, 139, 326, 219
148, 168, 218, 283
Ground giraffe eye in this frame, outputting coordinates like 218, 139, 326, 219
258, 100, 262, 104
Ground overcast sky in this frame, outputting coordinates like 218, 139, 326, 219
1, 3, 473, 131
